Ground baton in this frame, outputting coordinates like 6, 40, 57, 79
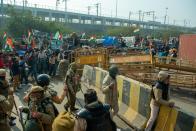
13, 97, 19, 116
18, 106, 26, 131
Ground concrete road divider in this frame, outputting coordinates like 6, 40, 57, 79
155, 105, 196, 131
81, 65, 196, 131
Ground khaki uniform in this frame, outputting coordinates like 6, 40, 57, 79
27, 86, 56, 131
24, 87, 66, 105
0, 95, 14, 131
0, 80, 14, 118
74, 118, 87, 131
102, 74, 119, 116
64, 64, 80, 111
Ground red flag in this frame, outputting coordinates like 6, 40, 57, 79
6, 37, 14, 48
59, 33, 63, 40
31, 39, 36, 48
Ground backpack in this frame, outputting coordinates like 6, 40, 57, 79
52, 111, 75, 131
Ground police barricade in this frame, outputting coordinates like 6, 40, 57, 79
155, 105, 196, 131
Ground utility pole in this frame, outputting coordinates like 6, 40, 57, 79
63, 0, 68, 12
56, 0, 60, 10
164, 7, 168, 24
99, 3, 101, 16
139, 10, 142, 21
184, 19, 186, 27
95, 3, 99, 16
22, 0, 24, 11
115, 0, 118, 17
87, 6, 91, 15
173, 19, 176, 25
152, 11, 155, 38
24, 0, 27, 7
129, 11, 132, 20
129, 11, 132, 27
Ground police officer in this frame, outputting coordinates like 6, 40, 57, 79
0, 69, 14, 131
102, 65, 119, 117
24, 74, 67, 104
64, 62, 80, 111
74, 89, 117, 131
145, 71, 175, 131
25, 86, 55, 131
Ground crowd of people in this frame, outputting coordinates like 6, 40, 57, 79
0, 47, 70, 91
0, 34, 177, 131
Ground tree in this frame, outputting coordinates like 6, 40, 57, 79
106, 26, 138, 36
5, 6, 72, 37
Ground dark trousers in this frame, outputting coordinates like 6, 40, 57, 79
65, 89, 76, 110
20, 70, 28, 84
49, 64, 56, 76
38, 59, 47, 74
28, 66, 37, 82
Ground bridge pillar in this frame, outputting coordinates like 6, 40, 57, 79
32, 9, 37, 17
49, 12, 52, 21
129, 22, 132, 27
64, 15, 68, 23
83, 19, 85, 24
78, 16, 82, 24
69, 18, 73, 23
120, 21, 124, 26
102, 18, 106, 25
111, 20, 115, 26
91, 18, 95, 24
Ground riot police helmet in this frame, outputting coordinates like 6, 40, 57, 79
37, 74, 50, 87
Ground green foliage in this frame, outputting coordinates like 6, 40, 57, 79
106, 26, 138, 36
5, 6, 72, 37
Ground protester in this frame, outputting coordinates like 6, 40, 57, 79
10, 57, 20, 91
102, 65, 119, 117
19, 56, 28, 85
49, 53, 57, 76
74, 89, 117, 131
38, 48, 47, 74
27, 50, 38, 82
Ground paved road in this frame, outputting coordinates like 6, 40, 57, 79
9, 76, 196, 131
10, 77, 133, 131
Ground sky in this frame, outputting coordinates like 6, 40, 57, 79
6, 0, 196, 27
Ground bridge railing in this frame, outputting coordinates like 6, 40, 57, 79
3, 0, 144, 21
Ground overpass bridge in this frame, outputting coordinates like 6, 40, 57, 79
0, 2, 193, 32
